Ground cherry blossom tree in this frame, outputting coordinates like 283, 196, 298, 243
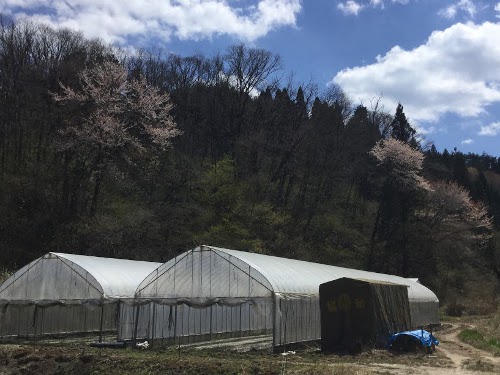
367, 138, 429, 274
368, 138, 492, 276
417, 181, 493, 301
54, 61, 180, 216
369, 138, 429, 192
421, 181, 492, 245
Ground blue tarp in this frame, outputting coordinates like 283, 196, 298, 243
387, 329, 439, 349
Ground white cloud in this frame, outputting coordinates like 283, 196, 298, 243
338, 1, 364, 15
438, 0, 476, 19
415, 124, 437, 135
439, 6, 457, 19
479, 122, 500, 136
0, 0, 301, 44
339, 0, 409, 15
461, 138, 474, 144
332, 21, 500, 124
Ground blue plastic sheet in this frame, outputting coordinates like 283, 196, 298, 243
387, 329, 439, 349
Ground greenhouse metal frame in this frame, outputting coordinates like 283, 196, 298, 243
0, 252, 161, 342
122, 245, 439, 349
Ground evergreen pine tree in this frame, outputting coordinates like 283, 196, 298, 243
390, 103, 417, 146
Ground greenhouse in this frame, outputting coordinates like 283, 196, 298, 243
123, 245, 439, 349
0, 252, 161, 341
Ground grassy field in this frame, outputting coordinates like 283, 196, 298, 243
456, 312, 500, 356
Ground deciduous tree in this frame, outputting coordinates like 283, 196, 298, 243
54, 61, 180, 216
367, 138, 429, 274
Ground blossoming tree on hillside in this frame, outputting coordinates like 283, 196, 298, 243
367, 138, 492, 277
54, 61, 180, 217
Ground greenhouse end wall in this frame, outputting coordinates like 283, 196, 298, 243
409, 301, 440, 327
120, 247, 275, 344
0, 253, 161, 341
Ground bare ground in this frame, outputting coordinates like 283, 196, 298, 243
0, 323, 499, 374
356, 323, 500, 375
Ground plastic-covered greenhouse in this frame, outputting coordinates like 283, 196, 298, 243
0, 252, 161, 341
122, 245, 439, 348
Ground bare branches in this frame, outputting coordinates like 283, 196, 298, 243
225, 44, 282, 98
323, 83, 353, 122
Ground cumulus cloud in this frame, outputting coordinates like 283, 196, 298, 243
479, 122, 500, 136
438, 0, 477, 19
332, 21, 500, 124
461, 138, 474, 144
338, 1, 364, 15
0, 0, 301, 44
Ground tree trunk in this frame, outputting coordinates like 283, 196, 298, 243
90, 168, 104, 217
367, 200, 383, 271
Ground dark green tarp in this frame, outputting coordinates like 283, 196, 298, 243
320, 277, 411, 353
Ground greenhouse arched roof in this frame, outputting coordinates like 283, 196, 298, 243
136, 245, 438, 303
0, 252, 162, 306
209, 246, 438, 302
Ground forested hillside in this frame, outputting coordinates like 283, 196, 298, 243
1, 20, 499, 313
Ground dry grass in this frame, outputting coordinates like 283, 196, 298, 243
282, 363, 372, 375
0, 344, 379, 375
443, 278, 499, 317
462, 358, 497, 373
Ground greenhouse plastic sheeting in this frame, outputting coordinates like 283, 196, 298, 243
0, 253, 162, 305
125, 245, 439, 348
0, 253, 161, 339
0, 304, 118, 339
120, 298, 274, 344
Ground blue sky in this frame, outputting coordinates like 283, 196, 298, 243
1, 0, 499, 156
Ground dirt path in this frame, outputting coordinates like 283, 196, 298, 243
356, 323, 500, 375
183, 324, 500, 374
435, 323, 500, 373
1, 323, 499, 374
185, 324, 500, 374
